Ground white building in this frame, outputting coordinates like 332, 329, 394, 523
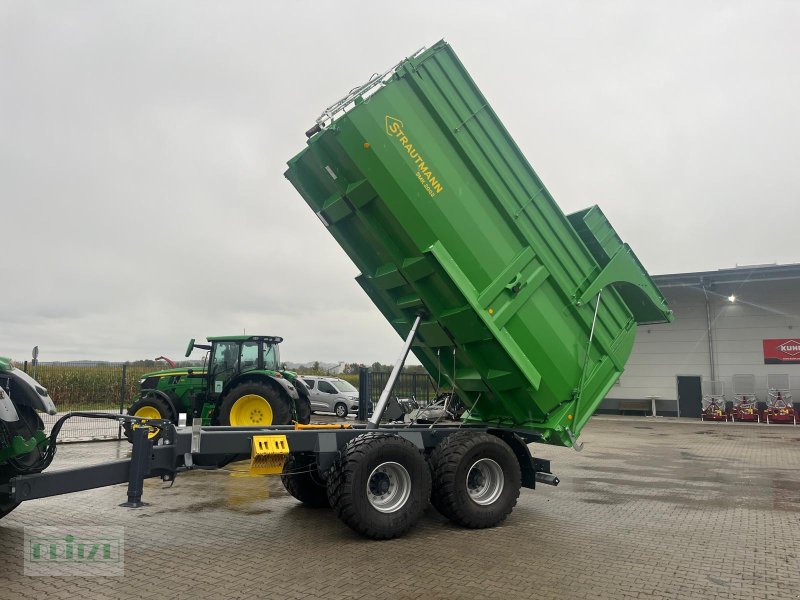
601, 263, 800, 417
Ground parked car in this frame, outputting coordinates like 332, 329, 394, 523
300, 376, 359, 417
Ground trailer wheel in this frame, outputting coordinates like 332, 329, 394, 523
430, 431, 521, 529
327, 433, 431, 539
123, 395, 174, 442
219, 382, 291, 426
281, 453, 329, 507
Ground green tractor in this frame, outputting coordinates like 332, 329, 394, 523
0, 356, 57, 519
124, 335, 311, 441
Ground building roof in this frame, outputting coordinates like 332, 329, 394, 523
654, 263, 800, 287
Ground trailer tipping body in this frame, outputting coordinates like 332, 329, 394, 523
285, 40, 672, 447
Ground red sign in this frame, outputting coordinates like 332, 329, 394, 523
763, 339, 800, 364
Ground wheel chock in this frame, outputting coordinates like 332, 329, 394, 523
250, 435, 290, 475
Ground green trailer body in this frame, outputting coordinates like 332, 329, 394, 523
285, 41, 672, 448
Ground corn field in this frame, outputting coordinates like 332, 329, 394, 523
22, 362, 162, 441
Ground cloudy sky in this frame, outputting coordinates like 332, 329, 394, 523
2, 1, 798, 363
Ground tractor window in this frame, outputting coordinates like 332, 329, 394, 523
212, 342, 239, 375
240, 342, 259, 372
262, 344, 279, 370
318, 381, 337, 394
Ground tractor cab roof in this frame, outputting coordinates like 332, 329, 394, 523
206, 335, 283, 344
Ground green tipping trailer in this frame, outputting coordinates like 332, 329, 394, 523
1, 42, 674, 541
285, 41, 672, 448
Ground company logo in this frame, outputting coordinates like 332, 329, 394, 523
24, 526, 124, 576
385, 116, 444, 197
776, 340, 800, 356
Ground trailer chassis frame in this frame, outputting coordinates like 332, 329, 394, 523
1, 418, 558, 509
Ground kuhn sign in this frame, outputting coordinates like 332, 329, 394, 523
763, 339, 800, 364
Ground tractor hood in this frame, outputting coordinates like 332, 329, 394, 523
140, 367, 206, 379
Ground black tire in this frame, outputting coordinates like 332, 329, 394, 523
334, 403, 348, 418
218, 381, 291, 426
327, 433, 431, 540
293, 380, 312, 425
123, 395, 174, 443
296, 396, 312, 424
281, 453, 329, 507
429, 431, 521, 529
0, 468, 18, 520
0, 406, 47, 520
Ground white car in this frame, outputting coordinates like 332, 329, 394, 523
300, 376, 360, 417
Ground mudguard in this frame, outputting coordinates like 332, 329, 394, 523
0, 386, 19, 423
1, 367, 57, 416
269, 375, 300, 401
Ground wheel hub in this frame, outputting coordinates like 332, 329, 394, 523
230, 394, 273, 426
466, 458, 504, 506
366, 461, 411, 514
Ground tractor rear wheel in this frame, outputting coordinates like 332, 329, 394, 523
123, 395, 174, 443
293, 380, 312, 425
218, 382, 291, 426
326, 433, 431, 539
429, 431, 521, 529
281, 453, 329, 507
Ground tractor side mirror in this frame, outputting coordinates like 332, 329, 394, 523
185, 338, 195, 357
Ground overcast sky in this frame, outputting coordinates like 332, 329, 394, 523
2, 1, 799, 363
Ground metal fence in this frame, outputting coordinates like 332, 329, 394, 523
22, 362, 157, 442
20, 363, 439, 442
358, 369, 437, 414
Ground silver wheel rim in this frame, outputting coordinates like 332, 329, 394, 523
336, 405, 346, 417
366, 461, 411, 513
466, 458, 504, 505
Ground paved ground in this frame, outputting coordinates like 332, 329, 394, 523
1, 416, 799, 599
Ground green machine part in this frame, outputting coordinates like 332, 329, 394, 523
285, 41, 672, 447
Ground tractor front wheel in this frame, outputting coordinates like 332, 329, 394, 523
123, 395, 174, 443
218, 382, 291, 426
0, 406, 47, 520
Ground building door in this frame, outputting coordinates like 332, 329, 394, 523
677, 376, 702, 418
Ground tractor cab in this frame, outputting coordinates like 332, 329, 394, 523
124, 334, 310, 442
203, 336, 283, 397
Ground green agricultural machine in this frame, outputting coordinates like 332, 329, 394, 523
124, 335, 311, 440
0, 357, 56, 519
2, 41, 672, 540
